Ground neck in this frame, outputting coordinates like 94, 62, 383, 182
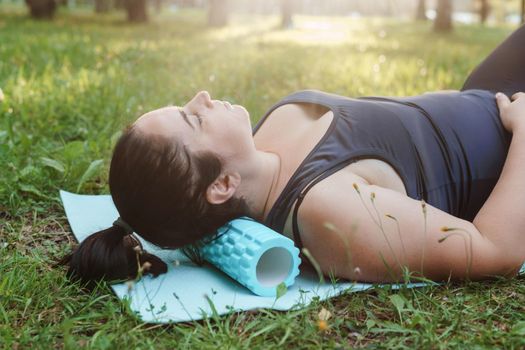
236, 150, 281, 222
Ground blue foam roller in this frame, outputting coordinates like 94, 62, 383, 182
200, 217, 301, 297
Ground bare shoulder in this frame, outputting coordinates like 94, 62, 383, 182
296, 172, 368, 233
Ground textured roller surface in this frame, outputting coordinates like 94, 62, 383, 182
200, 217, 301, 297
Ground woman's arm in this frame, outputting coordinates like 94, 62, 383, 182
472, 92, 525, 265
296, 172, 516, 283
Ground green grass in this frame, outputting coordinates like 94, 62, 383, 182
1, 5, 524, 349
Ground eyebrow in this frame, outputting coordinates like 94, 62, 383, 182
178, 108, 195, 130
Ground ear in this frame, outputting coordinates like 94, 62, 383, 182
206, 172, 241, 205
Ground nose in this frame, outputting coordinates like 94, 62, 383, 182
197, 91, 213, 108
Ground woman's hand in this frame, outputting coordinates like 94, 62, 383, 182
496, 92, 525, 134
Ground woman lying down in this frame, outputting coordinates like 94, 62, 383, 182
61, 25, 525, 285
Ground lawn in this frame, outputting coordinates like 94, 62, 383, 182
1, 5, 525, 349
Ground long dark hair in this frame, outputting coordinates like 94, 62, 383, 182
59, 126, 250, 286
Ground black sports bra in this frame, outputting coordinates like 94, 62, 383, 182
252, 89, 510, 248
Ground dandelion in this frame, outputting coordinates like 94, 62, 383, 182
317, 320, 329, 332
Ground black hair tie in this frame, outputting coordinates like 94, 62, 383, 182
113, 217, 134, 235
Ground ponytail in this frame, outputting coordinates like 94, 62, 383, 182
58, 224, 167, 288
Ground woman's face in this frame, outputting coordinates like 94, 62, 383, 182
134, 91, 255, 164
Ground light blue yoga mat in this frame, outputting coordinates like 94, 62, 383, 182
60, 190, 525, 323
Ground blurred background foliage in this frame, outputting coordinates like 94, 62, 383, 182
0, 1, 519, 217
1, 0, 524, 27
1, 1, 525, 348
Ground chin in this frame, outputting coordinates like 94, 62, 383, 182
235, 104, 249, 116
235, 105, 251, 126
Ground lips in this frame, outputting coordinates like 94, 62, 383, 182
222, 101, 233, 110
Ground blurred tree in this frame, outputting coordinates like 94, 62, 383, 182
114, 0, 124, 9
177, 0, 200, 6
208, 0, 228, 27
25, 0, 56, 18
124, 0, 148, 22
415, 0, 427, 20
281, 0, 294, 28
434, 0, 452, 32
154, 0, 162, 13
522, 0, 524, 23
95, 0, 111, 13
478, 0, 490, 24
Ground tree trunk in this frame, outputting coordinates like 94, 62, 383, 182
95, 0, 111, 13
415, 0, 427, 20
114, 0, 124, 9
154, 0, 161, 13
434, 0, 452, 32
479, 0, 490, 24
281, 0, 293, 28
208, 0, 228, 27
25, 0, 57, 19
522, 0, 524, 24
124, 0, 148, 22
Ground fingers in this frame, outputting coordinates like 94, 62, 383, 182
496, 92, 511, 110
511, 92, 525, 101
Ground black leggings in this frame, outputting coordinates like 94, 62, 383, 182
462, 25, 525, 96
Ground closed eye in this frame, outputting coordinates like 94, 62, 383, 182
194, 113, 203, 126
178, 108, 201, 129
